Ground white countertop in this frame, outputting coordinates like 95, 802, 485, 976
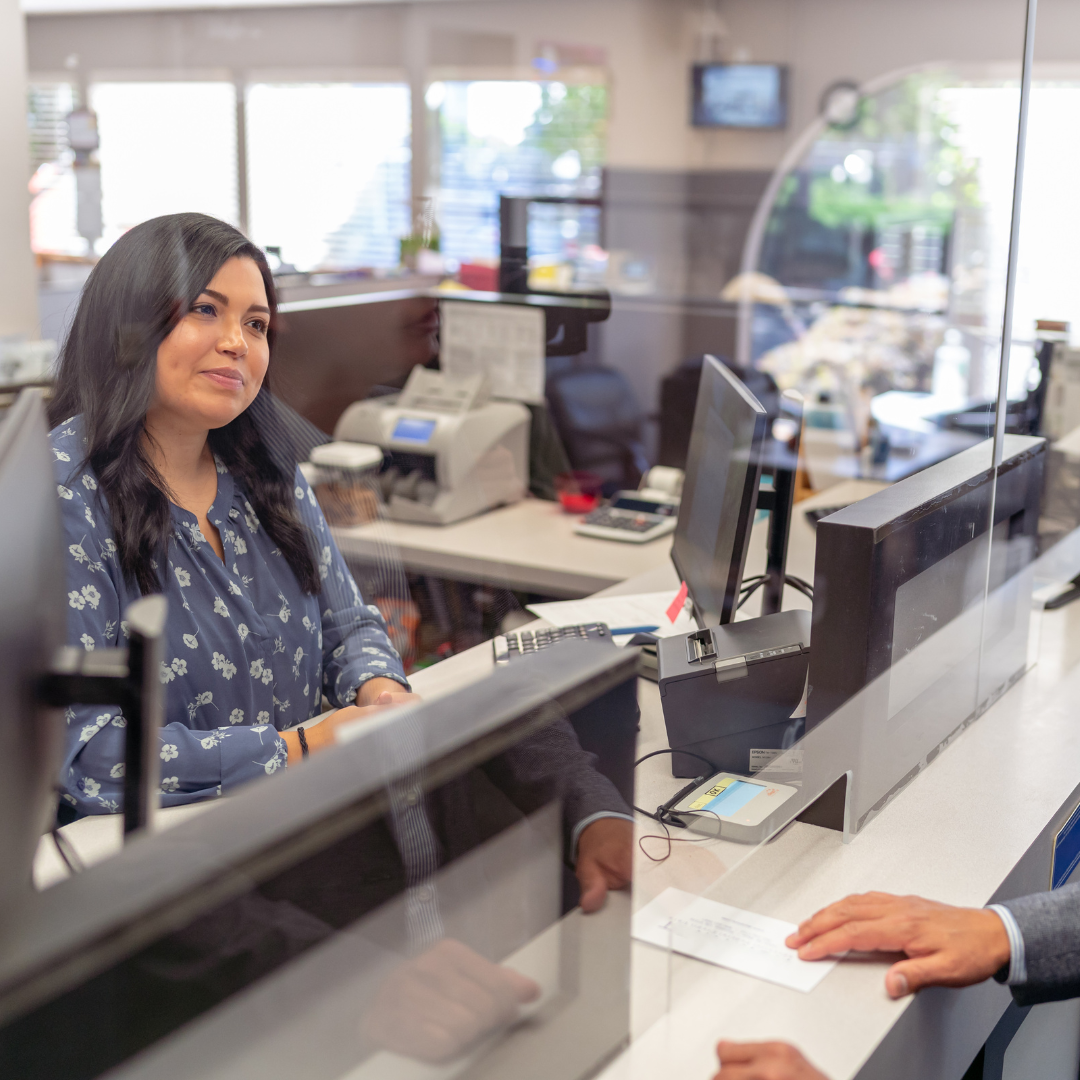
331, 498, 675, 598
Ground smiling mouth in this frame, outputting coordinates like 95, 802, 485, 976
201, 368, 244, 390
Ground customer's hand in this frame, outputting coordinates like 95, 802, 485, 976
786, 892, 1011, 998
362, 938, 539, 1063
714, 1040, 828, 1080
576, 817, 633, 913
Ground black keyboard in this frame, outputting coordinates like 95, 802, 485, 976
492, 622, 612, 663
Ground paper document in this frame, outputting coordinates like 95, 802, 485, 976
632, 888, 837, 993
440, 300, 546, 404
526, 591, 694, 645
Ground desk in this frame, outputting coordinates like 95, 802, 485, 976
37, 479, 1080, 1080
332, 497, 674, 598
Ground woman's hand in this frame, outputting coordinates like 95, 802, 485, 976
282, 683, 416, 764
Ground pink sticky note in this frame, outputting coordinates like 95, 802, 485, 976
666, 581, 689, 624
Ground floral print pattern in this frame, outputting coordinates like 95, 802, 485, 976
53, 417, 407, 817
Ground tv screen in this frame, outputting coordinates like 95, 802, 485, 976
692, 63, 788, 129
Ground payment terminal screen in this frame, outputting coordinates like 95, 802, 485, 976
690, 779, 761, 818
392, 417, 437, 444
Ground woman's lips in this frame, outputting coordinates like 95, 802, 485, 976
201, 368, 244, 390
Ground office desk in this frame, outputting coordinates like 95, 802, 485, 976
331, 497, 674, 598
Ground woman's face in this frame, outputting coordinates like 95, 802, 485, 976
151, 256, 271, 433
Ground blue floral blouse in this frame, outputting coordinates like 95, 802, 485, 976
51, 416, 408, 818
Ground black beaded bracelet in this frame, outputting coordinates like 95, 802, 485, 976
297, 726, 309, 759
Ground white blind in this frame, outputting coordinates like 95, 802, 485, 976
245, 83, 410, 272
27, 82, 84, 256
91, 81, 239, 249
434, 80, 606, 265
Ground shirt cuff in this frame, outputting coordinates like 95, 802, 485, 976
570, 811, 636, 864
987, 904, 1027, 985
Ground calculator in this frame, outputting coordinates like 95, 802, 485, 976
492, 623, 613, 663
574, 492, 679, 544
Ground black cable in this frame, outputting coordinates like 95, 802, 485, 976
737, 573, 815, 610
634, 747, 715, 770
632, 748, 718, 824
51, 827, 83, 875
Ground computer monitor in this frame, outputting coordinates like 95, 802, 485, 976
0, 389, 66, 911
691, 63, 788, 129
672, 355, 768, 626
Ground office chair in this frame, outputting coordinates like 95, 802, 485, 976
659, 354, 781, 470
545, 363, 651, 491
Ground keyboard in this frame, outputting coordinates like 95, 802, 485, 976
492, 622, 613, 663
574, 506, 677, 544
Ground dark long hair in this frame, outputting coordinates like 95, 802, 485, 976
49, 212, 320, 596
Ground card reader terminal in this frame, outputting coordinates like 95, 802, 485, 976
667, 772, 799, 843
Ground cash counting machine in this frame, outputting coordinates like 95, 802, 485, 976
334, 367, 530, 525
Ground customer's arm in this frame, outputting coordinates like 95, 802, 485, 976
997, 883, 1080, 1005
482, 717, 634, 912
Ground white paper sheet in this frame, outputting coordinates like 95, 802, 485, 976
526, 591, 694, 645
632, 888, 837, 993
440, 300, 546, 404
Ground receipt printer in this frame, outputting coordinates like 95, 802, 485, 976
658, 609, 811, 778
334, 368, 531, 525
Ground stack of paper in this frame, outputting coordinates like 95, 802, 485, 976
632, 888, 837, 993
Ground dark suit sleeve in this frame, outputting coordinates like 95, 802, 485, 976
1001, 883, 1080, 1006
481, 717, 632, 858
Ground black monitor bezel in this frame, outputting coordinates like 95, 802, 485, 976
690, 62, 789, 130
671, 356, 769, 627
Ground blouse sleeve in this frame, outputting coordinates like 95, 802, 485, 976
292, 469, 409, 707
56, 471, 288, 817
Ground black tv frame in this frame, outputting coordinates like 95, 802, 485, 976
690, 62, 789, 130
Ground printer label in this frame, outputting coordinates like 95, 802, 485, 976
749, 747, 803, 773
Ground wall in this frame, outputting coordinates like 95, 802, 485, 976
1, 0, 38, 337
25, 0, 1080, 175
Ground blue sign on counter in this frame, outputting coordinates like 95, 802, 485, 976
1052, 802, 1080, 889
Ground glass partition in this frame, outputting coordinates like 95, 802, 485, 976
4, 645, 639, 1080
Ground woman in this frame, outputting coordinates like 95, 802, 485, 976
51, 212, 410, 817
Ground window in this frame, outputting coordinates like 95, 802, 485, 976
27, 82, 82, 256
91, 81, 239, 250
432, 79, 607, 265
245, 83, 411, 272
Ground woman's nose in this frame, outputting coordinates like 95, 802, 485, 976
219, 320, 247, 356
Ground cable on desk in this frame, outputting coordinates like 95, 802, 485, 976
51, 827, 84, 875
638, 809, 723, 864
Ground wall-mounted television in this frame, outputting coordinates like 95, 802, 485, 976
691, 63, 788, 129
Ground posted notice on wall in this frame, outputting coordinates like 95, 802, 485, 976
632, 888, 837, 993
440, 300, 546, 405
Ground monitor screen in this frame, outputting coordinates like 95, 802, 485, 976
672, 356, 768, 626
691, 64, 788, 129
392, 416, 437, 444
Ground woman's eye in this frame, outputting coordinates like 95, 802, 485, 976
247, 319, 267, 334
192, 302, 216, 316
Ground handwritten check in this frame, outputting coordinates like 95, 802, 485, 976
632, 888, 837, 993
